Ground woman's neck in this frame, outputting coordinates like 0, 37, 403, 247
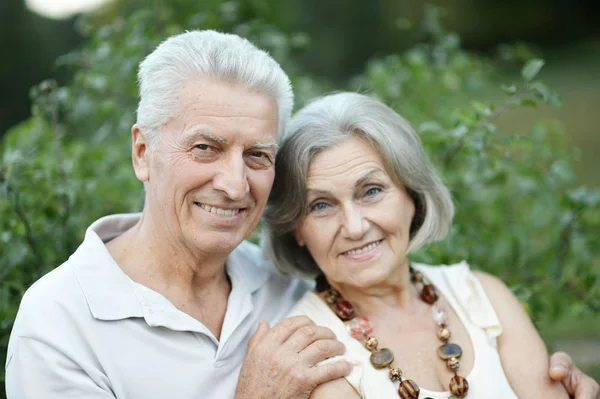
328, 265, 422, 317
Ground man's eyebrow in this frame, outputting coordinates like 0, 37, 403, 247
355, 168, 385, 187
183, 132, 277, 151
184, 131, 226, 145
251, 141, 279, 151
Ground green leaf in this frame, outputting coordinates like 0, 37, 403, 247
521, 58, 545, 82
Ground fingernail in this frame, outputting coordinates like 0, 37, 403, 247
551, 366, 567, 374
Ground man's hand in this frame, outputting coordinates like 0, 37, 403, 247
549, 351, 599, 399
235, 316, 352, 399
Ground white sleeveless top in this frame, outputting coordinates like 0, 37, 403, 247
288, 261, 518, 399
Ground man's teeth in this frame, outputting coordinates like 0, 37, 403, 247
198, 204, 240, 216
346, 241, 379, 255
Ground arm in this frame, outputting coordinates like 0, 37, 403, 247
474, 271, 569, 399
6, 336, 115, 399
309, 377, 360, 399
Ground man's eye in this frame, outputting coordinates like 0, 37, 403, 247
196, 144, 210, 151
251, 151, 266, 158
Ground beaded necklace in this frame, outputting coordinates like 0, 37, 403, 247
315, 265, 469, 398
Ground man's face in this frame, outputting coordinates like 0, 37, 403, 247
138, 77, 279, 256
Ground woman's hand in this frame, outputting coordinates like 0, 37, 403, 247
234, 316, 352, 399
549, 351, 600, 399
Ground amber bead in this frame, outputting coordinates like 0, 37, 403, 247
334, 300, 355, 320
447, 356, 460, 370
398, 379, 420, 399
389, 367, 403, 381
365, 336, 378, 350
420, 284, 439, 304
325, 289, 341, 304
370, 348, 394, 369
438, 343, 463, 360
449, 375, 469, 397
437, 327, 451, 341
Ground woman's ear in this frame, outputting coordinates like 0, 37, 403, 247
293, 229, 305, 247
132, 124, 150, 182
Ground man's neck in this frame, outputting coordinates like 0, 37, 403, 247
105, 212, 232, 339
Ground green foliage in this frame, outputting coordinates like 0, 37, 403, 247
1, 1, 599, 393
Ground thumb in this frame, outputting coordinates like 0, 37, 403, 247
549, 351, 573, 382
248, 320, 270, 350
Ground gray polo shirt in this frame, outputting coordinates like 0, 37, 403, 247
5, 213, 311, 399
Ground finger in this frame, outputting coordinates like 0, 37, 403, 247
248, 320, 270, 350
300, 338, 346, 366
310, 360, 353, 386
268, 315, 316, 344
549, 351, 574, 381
569, 371, 600, 399
286, 325, 337, 354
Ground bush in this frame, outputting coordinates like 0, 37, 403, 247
1, 1, 598, 393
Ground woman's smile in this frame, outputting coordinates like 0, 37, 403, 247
341, 239, 384, 262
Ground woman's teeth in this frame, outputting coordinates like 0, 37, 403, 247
345, 241, 380, 255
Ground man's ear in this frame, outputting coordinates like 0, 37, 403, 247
132, 124, 150, 183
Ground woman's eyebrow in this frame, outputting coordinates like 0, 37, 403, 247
306, 188, 331, 198
354, 168, 385, 188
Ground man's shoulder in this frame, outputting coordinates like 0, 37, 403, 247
12, 259, 89, 338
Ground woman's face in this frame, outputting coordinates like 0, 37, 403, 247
294, 136, 415, 289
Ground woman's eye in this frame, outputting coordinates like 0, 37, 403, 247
310, 202, 329, 212
365, 187, 383, 197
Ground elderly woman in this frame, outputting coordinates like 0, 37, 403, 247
263, 92, 570, 399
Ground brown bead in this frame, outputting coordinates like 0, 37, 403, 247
437, 327, 451, 341
389, 367, 403, 381
438, 343, 463, 360
410, 270, 423, 284
398, 379, 420, 399
449, 375, 469, 397
370, 348, 394, 369
365, 336, 379, 350
334, 300, 355, 320
420, 284, 439, 304
325, 289, 341, 304
447, 356, 460, 370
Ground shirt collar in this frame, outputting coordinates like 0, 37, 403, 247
71, 213, 272, 322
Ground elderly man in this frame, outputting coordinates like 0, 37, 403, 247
5, 30, 598, 399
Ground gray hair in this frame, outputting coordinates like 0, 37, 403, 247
136, 30, 293, 149
263, 92, 454, 276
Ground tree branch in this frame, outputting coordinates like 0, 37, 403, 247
443, 87, 534, 167
7, 185, 44, 274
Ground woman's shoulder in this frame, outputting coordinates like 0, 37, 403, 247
411, 259, 471, 284
414, 260, 504, 341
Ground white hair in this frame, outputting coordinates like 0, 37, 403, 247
136, 30, 293, 148
263, 92, 454, 276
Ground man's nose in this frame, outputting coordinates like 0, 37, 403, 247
212, 153, 249, 201
340, 203, 369, 240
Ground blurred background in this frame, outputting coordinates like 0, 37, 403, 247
1, 0, 599, 390
2, 0, 599, 184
